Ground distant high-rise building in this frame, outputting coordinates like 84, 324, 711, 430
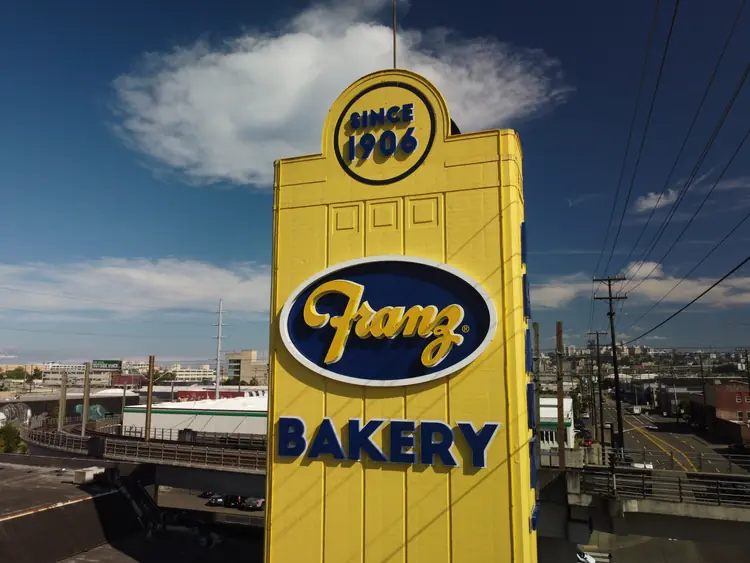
226, 350, 269, 385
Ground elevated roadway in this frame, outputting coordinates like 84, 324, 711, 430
21, 416, 750, 548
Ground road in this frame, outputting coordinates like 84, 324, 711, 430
157, 487, 265, 527
0, 462, 112, 519
583, 531, 747, 563
597, 398, 747, 474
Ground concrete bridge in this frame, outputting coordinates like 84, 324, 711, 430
19, 419, 750, 548
538, 466, 750, 548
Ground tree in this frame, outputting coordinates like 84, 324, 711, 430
249, 377, 259, 386
32, 368, 43, 379
225, 376, 241, 386
3, 367, 28, 380
0, 424, 21, 453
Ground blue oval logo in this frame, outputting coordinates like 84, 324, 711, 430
279, 256, 497, 387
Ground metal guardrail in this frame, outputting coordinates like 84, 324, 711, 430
103, 439, 266, 473
20, 423, 267, 473
580, 469, 750, 507
20, 426, 89, 453
598, 446, 750, 473
541, 445, 750, 473
98, 424, 267, 450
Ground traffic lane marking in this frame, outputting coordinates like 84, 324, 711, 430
625, 421, 699, 471
622, 420, 691, 472
620, 414, 699, 471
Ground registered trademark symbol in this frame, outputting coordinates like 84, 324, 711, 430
461, 325, 470, 333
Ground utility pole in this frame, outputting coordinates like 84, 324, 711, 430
145, 355, 155, 442
699, 354, 707, 431
587, 356, 596, 434
57, 372, 68, 432
742, 348, 750, 397
594, 276, 626, 451
214, 299, 224, 401
588, 330, 608, 446
121, 382, 128, 435
555, 321, 566, 469
392, 0, 397, 69
532, 322, 541, 475
672, 348, 678, 423
81, 362, 91, 437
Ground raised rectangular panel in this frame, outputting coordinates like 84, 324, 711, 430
333, 205, 359, 232
410, 196, 438, 226
365, 199, 402, 256
371, 200, 398, 229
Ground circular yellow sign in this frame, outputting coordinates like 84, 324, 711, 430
333, 82, 436, 185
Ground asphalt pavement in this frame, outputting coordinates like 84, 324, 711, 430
0, 462, 112, 519
157, 487, 265, 526
583, 531, 747, 563
597, 398, 747, 474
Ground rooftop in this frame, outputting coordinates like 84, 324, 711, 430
125, 395, 268, 413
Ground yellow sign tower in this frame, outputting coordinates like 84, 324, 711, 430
266, 69, 536, 563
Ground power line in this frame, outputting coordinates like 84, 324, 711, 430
625, 251, 750, 344
602, 0, 682, 277
619, 58, 750, 292
588, 0, 662, 332
613, 0, 746, 276
622, 125, 750, 330
624, 112, 750, 296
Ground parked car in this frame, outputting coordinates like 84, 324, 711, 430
199, 491, 216, 498
240, 497, 265, 511
604, 422, 612, 429
223, 495, 245, 509
206, 494, 224, 506
581, 412, 590, 420
631, 461, 654, 470
582, 439, 593, 447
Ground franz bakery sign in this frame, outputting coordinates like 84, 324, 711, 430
277, 256, 500, 469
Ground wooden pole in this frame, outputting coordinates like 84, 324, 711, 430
556, 321, 566, 469
145, 355, 155, 442
81, 362, 91, 437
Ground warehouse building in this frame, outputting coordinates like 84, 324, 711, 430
122, 395, 267, 438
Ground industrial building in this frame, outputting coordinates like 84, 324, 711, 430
226, 350, 268, 385
538, 397, 574, 451
168, 364, 216, 383
122, 395, 267, 437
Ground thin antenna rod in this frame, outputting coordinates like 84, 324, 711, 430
393, 0, 397, 68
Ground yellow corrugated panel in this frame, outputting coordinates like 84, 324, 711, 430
266, 69, 535, 563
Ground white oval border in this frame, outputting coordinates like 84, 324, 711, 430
278, 255, 498, 387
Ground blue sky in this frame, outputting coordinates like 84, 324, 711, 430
1, 0, 749, 363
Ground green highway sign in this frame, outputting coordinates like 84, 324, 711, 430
92, 360, 122, 370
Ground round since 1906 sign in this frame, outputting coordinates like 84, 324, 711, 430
279, 256, 497, 387
333, 82, 436, 185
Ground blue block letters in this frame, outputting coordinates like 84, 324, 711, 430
278, 416, 500, 469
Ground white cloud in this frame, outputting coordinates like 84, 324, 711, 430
0, 259, 271, 319
112, 0, 570, 186
715, 176, 750, 191
532, 260, 750, 309
622, 261, 663, 280
633, 188, 678, 213
530, 273, 591, 309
